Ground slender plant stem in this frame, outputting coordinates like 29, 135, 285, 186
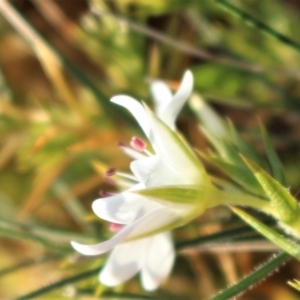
91, 7, 300, 78
215, 0, 300, 53
209, 252, 290, 300
14, 266, 102, 300
0, 255, 63, 277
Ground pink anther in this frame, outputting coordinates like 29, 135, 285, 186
109, 223, 125, 232
99, 190, 114, 197
117, 141, 126, 147
130, 136, 147, 152
103, 176, 116, 185
105, 168, 117, 176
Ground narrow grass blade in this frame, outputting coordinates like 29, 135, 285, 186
232, 207, 300, 260
0, 255, 62, 277
101, 293, 181, 300
0, 226, 70, 253
176, 225, 264, 250
209, 252, 290, 300
14, 266, 102, 300
201, 153, 264, 196
52, 181, 94, 233
215, 0, 300, 53
260, 122, 287, 186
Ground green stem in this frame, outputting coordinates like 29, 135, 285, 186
211, 187, 277, 217
209, 252, 290, 300
14, 266, 102, 300
215, 0, 300, 53
280, 216, 300, 238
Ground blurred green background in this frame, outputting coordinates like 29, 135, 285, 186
2, 0, 300, 299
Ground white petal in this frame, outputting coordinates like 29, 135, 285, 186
70, 218, 136, 256
144, 157, 189, 186
71, 207, 179, 256
150, 80, 173, 117
159, 70, 193, 129
145, 106, 206, 185
100, 238, 147, 286
141, 232, 175, 291
111, 95, 152, 141
126, 207, 180, 241
130, 155, 160, 182
92, 191, 160, 224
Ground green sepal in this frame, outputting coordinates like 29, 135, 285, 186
232, 207, 300, 261
201, 152, 265, 196
128, 185, 221, 241
260, 122, 287, 186
242, 156, 299, 224
132, 184, 212, 205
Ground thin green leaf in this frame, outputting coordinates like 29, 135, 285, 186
215, 0, 300, 53
176, 225, 263, 250
52, 181, 95, 233
242, 156, 299, 223
14, 266, 102, 300
228, 119, 263, 167
0, 226, 70, 253
201, 153, 264, 196
232, 207, 300, 260
200, 127, 231, 160
260, 122, 287, 186
209, 252, 290, 300
0, 255, 62, 277
0, 216, 93, 244
101, 293, 182, 300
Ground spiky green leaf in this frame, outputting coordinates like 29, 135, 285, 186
232, 207, 300, 260
260, 122, 287, 186
242, 156, 299, 223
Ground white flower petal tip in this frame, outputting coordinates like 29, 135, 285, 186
173, 69, 194, 105
70, 241, 102, 256
141, 233, 175, 291
110, 95, 151, 139
183, 69, 193, 82
110, 95, 133, 104
156, 70, 194, 129
150, 81, 173, 117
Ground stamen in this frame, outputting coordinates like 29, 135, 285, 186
109, 223, 125, 232
117, 141, 126, 147
106, 168, 117, 176
103, 176, 116, 185
99, 190, 115, 197
119, 144, 146, 160
130, 136, 147, 152
116, 171, 138, 182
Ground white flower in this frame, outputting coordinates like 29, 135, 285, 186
71, 71, 210, 291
